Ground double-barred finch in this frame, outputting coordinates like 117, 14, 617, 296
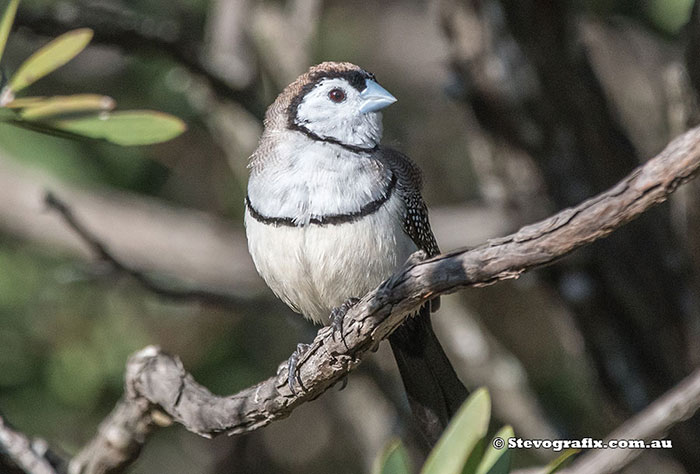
245, 62, 468, 447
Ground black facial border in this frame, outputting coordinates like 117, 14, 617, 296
286, 68, 379, 153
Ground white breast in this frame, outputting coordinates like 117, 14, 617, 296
247, 132, 391, 225
245, 190, 416, 325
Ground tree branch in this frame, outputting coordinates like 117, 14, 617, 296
67, 126, 700, 474
43, 191, 249, 309
0, 155, 262, 293
565, 367, 700, 474
0, 415, 58, 474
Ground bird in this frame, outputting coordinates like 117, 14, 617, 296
244, 61, 468, 446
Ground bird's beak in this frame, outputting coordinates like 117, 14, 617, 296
359, 79, 397, 114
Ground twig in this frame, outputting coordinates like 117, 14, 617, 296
565, 367, 700, 474
0, 415, 58, 474
67, 126, 700, 474
44, 191, 249, 309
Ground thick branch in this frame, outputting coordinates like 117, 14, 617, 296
69, 126, 700, 474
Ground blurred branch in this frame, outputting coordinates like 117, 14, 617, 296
565, 367, 700, 474
0, 155, 261, 294
13, 2, 264, 118
251, 0, 322, 87
67, 126, 700, 474
44, 191, 246, 308
204, 0, 256, 89
685, 0, 700, 122
0, 415, 58, 474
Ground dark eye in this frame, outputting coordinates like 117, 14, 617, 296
328, 88, 346, 103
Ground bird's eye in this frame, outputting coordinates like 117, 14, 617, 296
328, 88, 346, 103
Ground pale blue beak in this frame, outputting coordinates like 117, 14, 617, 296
359, 79, 397, 114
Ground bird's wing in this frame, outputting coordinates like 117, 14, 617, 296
379, 147, 440, 257
380, 147, 441, 312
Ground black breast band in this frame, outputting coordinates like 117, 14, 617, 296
246, 173, 397, 227
291, 122, 380, 154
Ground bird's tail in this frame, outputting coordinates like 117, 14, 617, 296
388, 305, 469, 448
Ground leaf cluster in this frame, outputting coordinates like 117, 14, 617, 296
0, 0, 185, 146
373, 389, 577, 474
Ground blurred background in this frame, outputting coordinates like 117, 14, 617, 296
1, 0, 700, 472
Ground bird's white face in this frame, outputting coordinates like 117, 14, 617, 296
292, 76, 396, 149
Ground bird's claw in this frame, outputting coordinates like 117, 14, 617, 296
287, 342, 310, 394
330, 297, 359, 345
286, 297, 360, 393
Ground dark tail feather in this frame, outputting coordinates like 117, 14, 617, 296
389, 305, 469, 448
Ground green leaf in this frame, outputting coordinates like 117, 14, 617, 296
475, 426, 514, 474
544, 449, 579, 474
372, 439, 412, 474
4, 118, 94, 140
19, 94, 115, 120
462, 437, 486, 474
4, 96, 45, 108
421, 388, 491, 474
49, 110, 186, 145
0, 105, 16, 120
0, 0, 20, 65
8, 28, 93, 93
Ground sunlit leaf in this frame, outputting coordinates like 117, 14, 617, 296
19, 94, 115, 120
545, 449, 579, 474
0, 0, 19, 65
4, 96, 45, 108
475, 426, 514, 474
8, 28, 93, 93
372, 439, 412, 474
49, 110, 186, 145
421, 388, 491, 474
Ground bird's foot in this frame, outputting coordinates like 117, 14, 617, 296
287, 342, 310, 394
330, 297, 360, 345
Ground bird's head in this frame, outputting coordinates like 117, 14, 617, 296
268, 62, 397, 150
